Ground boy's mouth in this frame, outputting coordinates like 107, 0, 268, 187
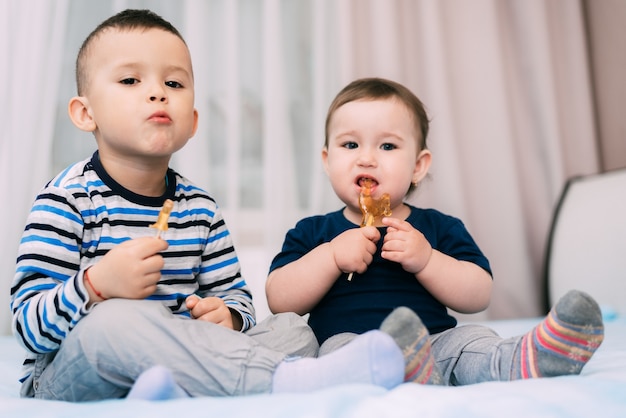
149, 111, 172, 123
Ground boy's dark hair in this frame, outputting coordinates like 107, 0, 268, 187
75, 9, 186, 95
324, 77, 430, 151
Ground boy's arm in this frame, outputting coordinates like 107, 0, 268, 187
185, 294, 244, 330
194, 208, 256, 331
10, 193, 92, 354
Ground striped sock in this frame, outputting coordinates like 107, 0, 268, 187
380, 307, 444, 385
515, 290, 604, 379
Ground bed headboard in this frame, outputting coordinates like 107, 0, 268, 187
543, 167, 626, 316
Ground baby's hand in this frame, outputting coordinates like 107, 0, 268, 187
329, 227, 380, 274
186, 295, 235, 329
86, 236, 168, 300
381, 217, 432, 274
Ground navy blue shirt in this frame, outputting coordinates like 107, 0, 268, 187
269, 205, 492, 344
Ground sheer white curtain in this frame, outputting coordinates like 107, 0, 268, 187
0, 0, 69, 334
1, 0, 599, 334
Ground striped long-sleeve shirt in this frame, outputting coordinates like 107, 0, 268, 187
10, 152, 255, 380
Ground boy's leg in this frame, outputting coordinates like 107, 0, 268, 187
126, 365, 189, 400
127, 312, 319, 400
318, 332, 357, 356
35, 299, 405, 401
246, 312, 319, 358
432, 290, 604, 384
34, 299, 283, 401
130, 330, 404, 400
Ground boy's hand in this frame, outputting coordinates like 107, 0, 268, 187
185, 295, 237, 330
381, 217, 432, 274
329, 227, 380, 274
86, 236, 168, 300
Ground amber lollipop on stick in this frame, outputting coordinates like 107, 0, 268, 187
347, 179, 392, 281
150, 199, 174, 239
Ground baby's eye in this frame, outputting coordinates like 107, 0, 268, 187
381, 143, 396, 151
120, 78, 139, 85
342, 141, 358, 150
165, 80, 183, 89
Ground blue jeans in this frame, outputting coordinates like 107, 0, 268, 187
320, 325, 522, 385
26, 299, 318, 400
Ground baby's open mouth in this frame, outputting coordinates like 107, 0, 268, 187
357, 177, 378, 188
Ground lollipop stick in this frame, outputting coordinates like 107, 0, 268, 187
347, 215, 375, 281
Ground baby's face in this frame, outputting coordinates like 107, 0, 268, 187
323, 98, 425, 223
79, 27, 197, 162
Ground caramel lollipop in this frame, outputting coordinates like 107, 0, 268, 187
347, 179, 392, 281
358, 179, 392, 227
150, 199, 174, 238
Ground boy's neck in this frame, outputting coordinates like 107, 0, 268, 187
98, 154, 170, 197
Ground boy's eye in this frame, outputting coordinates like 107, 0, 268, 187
381, 143, 396, 151
120, 78, 138, 85
165, 80, 183, 88
342, 142, 358, 150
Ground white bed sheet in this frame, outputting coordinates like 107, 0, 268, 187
1, 316, 625, 418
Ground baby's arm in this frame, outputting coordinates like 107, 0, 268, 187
266, 227, 380, 315
382, 217, 492, 313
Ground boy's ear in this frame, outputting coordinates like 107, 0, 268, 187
191, 108, 199, 137
68, 96, 96, 132
412, 149, 432, 184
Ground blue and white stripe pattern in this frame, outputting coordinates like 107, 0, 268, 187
10, 153, 255, 377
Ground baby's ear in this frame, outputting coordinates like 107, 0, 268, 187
68, 96, 96, 132
412, 149, 432, 184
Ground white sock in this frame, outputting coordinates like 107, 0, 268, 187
127, 366, 189, 401
272, 330, 404, 393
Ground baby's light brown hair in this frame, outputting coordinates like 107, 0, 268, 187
324, 77, 429, 150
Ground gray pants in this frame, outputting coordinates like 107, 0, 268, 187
320, 324, 521, 385
27, 299, 318, 401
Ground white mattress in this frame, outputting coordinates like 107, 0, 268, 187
1, 316, 625, 418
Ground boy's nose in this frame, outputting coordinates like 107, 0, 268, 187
148, 82, 168, 103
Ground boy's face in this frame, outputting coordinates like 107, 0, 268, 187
323, 98, 430, 223
76, 27, 197, 163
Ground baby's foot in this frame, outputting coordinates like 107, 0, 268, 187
380, 307, 444, 385
515, 290, 604, 379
